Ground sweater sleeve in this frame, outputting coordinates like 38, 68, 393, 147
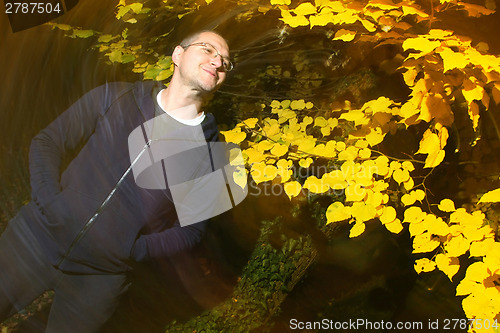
29, 82, 133, 212
131, 220, 206, 261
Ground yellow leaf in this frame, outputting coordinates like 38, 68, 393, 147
309, 11, 336, 27
468, 101, 480, 130
428, 217, 450, 237
303, 176, 329, 194
402, 161, 415, 172
478, 188, 500, 203
402, 68, 419, 87
435, 253, 460, 280
338, 146, 358, 161
360, 19, 377, 32
270, 100, 281, 108
365, 127, 385, 146
276, 159, 293, 182
428, 29, 453, 38
412, 232, 440, 253
414, 258, 437, 273
297, 138, 316, 153
424, 149, 445, 168
271, 0, 291, 4
384, 218, 403, 234
320, 127, 331, 136
445, 234, 470, 257
290, 99, 306, 110
232, 166, 248, 190
464, 262, 490, 282
326, 202, 352, 223
393, 168, 410, 184
349, 222, 366, 238
322, 171, 347, 189
299, 157, 313, 168
257, 140, 275, 152
438, 198, 456, 212
244, 148, 265, 165
293, 2, 317, 15
358, 148, 371, 159
492, 82, 500, 105
280, 10, 310, 27
484, 248, 500, 274
221, 129, 246, 144
462, 78, 486, 104
345, 183, 367, 202
241, 118, 258, 129
402, 37, 441, 55
284, 181, 302, 199
413, 189, 425, 201
409, 219, 427, 237
366, 0, 399, 10
404, 206, 425, 223
340, 110, 366, 124
403, 177, 414, 191
440, 47, 469, 72
271, 143, 288, 157
456, 279, 481, 296
401, 5, 429, 17
401, 193, 416, 206
469, 238, 495, 257
336, 9, 359, 24
333, 29, 356, 42
302, 116, 314, 128
251, 163, 278, 184
380, 207, 397, 228
351, 202, 377, 223
314, 116, 329, 127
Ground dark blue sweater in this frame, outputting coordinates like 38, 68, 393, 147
24, 81, 219, 274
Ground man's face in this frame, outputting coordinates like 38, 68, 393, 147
174, 32, 230, 95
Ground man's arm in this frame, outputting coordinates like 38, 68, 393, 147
131, 220, 206, 261
29, 82, 133, 212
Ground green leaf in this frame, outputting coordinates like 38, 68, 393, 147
72, 29, 94, 38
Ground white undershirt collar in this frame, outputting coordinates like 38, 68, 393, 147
156, 89, 205, 126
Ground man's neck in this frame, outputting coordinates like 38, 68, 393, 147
159, 85, 204, 120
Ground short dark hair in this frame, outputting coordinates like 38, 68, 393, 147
179, 30, 229, 50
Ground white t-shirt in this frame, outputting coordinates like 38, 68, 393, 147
156, 89, 205, 126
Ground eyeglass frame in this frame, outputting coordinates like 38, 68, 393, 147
180, 42, 234, 72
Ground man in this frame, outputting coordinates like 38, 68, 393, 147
0, 30, 236, 332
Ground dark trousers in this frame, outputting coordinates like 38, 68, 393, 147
0, 213, 129, 333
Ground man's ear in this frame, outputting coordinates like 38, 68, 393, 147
172, 45, 184, 67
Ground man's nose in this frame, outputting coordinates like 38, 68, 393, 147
210, 55, 223, 69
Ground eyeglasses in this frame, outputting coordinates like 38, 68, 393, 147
181, 42, 234, 72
